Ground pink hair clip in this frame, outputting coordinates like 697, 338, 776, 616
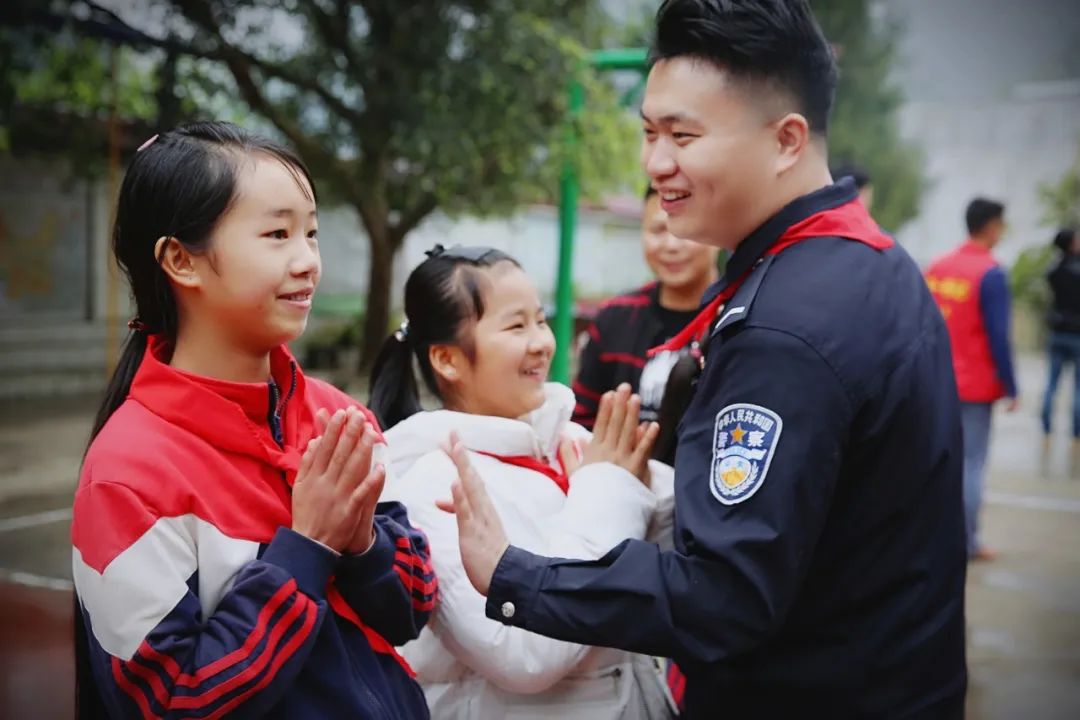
137, 134, 159, 152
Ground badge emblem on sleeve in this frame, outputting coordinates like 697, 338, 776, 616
710, 403, 782, 505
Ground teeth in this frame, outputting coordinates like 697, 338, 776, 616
662, 191, 689, 201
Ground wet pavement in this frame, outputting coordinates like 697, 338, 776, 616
0, 356, 1078, 718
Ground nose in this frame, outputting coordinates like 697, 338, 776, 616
290, 236, 320, 279
531, 322, 556, 356
642, 136, 677, 183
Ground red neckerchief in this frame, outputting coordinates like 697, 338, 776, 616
650, 199, 893, 356
475, 451, 570, 495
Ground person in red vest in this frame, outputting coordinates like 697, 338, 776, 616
926, 197, 1018, 561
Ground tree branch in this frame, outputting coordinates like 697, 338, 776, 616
83, 0, 365, 128
391, 193, 438, 245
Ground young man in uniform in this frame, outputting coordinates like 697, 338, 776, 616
926, 198, 1018, 561
572, 186, 720, 429
443, 1, 968, 717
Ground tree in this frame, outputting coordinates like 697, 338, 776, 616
1010, 144, 1080, 317
94, 0, 637, 367
814, 0, 925, 232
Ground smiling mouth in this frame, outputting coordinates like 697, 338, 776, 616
660, 190, 690, 202
521, 366, 548, 380
279, 289, 313, 302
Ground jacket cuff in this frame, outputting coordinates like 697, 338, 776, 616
262, 527, 339, 599
338, 522, 396, 582
485, 545, 547, 629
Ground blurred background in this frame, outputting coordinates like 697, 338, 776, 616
0, 1, 1078, 717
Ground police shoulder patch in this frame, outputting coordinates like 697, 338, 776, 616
710, 403, 783, 505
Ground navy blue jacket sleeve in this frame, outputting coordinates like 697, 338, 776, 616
979, 267, 1017, 397
334, 501, 437, 646
484, 327, 853, 665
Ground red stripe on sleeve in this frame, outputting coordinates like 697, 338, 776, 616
598, 352, 646, 368
572, 382, 603, 402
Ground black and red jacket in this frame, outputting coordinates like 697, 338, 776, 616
572, 284, 663, 429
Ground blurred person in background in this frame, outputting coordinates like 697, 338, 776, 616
926, 197, 1018, 561
1040, 227, 1080, 477
572, 186, 720, 435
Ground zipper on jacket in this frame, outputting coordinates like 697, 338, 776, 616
266, 363, 298, 449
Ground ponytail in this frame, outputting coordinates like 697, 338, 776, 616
368, 330, 423, 429
86, 330, 147, 450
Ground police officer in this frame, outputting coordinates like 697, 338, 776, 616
439, 1, 968, 717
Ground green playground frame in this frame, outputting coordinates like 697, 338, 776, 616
551, 47, 649, 383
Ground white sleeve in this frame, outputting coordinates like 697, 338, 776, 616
391, 452, 621, 694
645, 459, 676, 551
542, 462, 657, 558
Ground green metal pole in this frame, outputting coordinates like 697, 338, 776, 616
552, 77, 584, 384
551, 47, 647, 384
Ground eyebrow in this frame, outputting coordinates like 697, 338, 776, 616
266, 208, 318, 218
640, 109, 701, 125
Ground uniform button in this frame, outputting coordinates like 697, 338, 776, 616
501, 601, 516, 619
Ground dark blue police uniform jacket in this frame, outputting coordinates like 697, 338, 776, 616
485, 180, 968, 719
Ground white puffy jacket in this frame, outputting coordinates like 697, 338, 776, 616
382, 383, 676, 719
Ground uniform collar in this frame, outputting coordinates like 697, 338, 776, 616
720, 178, 859, 295
129, 336, 307, 474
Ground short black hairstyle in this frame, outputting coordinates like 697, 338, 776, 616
831, 162, 871, 190
651, 0, 839, 135
1053, 227, 1076, 253
965, 198, 1005, 236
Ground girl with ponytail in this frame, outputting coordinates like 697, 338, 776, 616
74, 122, 434, 719
369, 245, 676, 719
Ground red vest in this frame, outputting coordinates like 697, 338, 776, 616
925, 240, 1006, 402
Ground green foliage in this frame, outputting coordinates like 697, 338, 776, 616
1011, 145, 1080, 319
1036, 144, 1080, 228
814, 1, 925, 231
1010, 243, 1055, 314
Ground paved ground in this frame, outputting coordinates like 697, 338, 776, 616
0, 356, 1078, 718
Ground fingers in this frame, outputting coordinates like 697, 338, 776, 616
340, 425, 378, 491
557, 436, 578, 474
592, 390, 615, 442
606, 384, 631, 447
347, 462, 386, 514
315, 407, 331, 433
310, 409, 346, 474
616, 393, 643, 456
629, 421, 661, 469
297, 436, 318, 482
326, 408, 365, 480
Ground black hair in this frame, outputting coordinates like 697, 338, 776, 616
831, 162, 871, 190
651, 0, 838, 135
76, 121, 314, 719
965, 197, 1005, 236
1052, 227, 1076, 254
368, 246, 522, 429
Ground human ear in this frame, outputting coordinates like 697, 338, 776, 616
156, 236, 201, 289
773, 113, 810, 175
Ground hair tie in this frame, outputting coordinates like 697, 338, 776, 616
136, 134, 159, 152
424, 244, 446, 259
394, 320, 410, 343
127, 317, 148, 333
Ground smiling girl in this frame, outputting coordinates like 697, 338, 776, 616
368, 245, 675, 719
72, 122, 434, 719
